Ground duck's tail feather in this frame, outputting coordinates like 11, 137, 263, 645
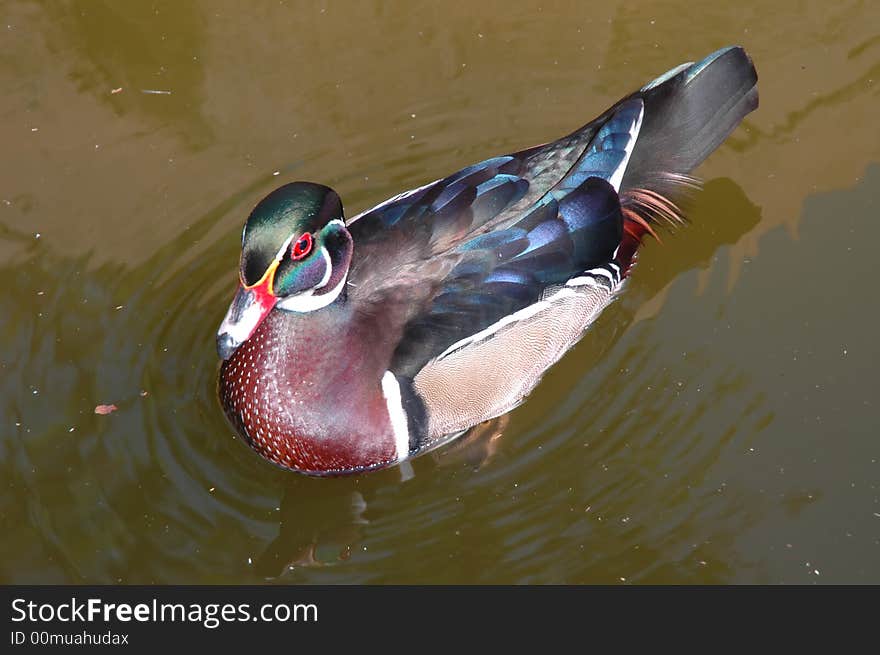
623, 45, 758, 191
611, 46, 757, 274
614, 172, 696, 273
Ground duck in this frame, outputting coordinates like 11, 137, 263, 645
216, 46, 758, 476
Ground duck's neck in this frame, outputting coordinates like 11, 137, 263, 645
218, 304, 412, 474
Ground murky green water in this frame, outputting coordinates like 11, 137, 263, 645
2, 1, 878, 583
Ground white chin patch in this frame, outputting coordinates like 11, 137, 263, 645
276, 247, 347, 313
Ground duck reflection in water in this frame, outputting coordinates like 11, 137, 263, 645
253, 416, 508, 576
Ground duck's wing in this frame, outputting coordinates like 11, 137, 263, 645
348, 167, 627, 382
386, 174, 626, 374
344, 96, 641, 310
348, 45, 756, 301
353, 175, 628, 442
346, 92, 647, 379
345, 126, 614, 286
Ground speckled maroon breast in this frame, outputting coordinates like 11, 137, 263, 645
218, 310, 398, 475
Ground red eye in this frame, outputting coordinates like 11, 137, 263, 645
290, 233, 313, 260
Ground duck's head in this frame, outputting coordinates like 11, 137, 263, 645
216, 182, 353, 360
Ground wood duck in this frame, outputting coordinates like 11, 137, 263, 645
217, 46, 758, 476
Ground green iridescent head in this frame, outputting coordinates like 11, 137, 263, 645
217, 182, 354, 360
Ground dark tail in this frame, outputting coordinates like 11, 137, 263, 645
623, 45, 758, 189
615, 46, 758, 271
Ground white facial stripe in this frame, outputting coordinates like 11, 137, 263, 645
274, 233, 296, 264
275, 235, 348, 313
276, 266, 348, 312
381, 371, 411, 461
607, 103, 644, 192
316, 246, 332, 288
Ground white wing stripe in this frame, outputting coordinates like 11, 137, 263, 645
607, 103, 644, 192
436, 287, 582, 361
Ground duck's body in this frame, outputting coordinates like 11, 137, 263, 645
217, 46, 758, 475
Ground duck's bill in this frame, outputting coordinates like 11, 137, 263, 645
216, 282, 277, 360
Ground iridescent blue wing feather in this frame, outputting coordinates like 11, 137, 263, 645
387, 177, 624, 376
